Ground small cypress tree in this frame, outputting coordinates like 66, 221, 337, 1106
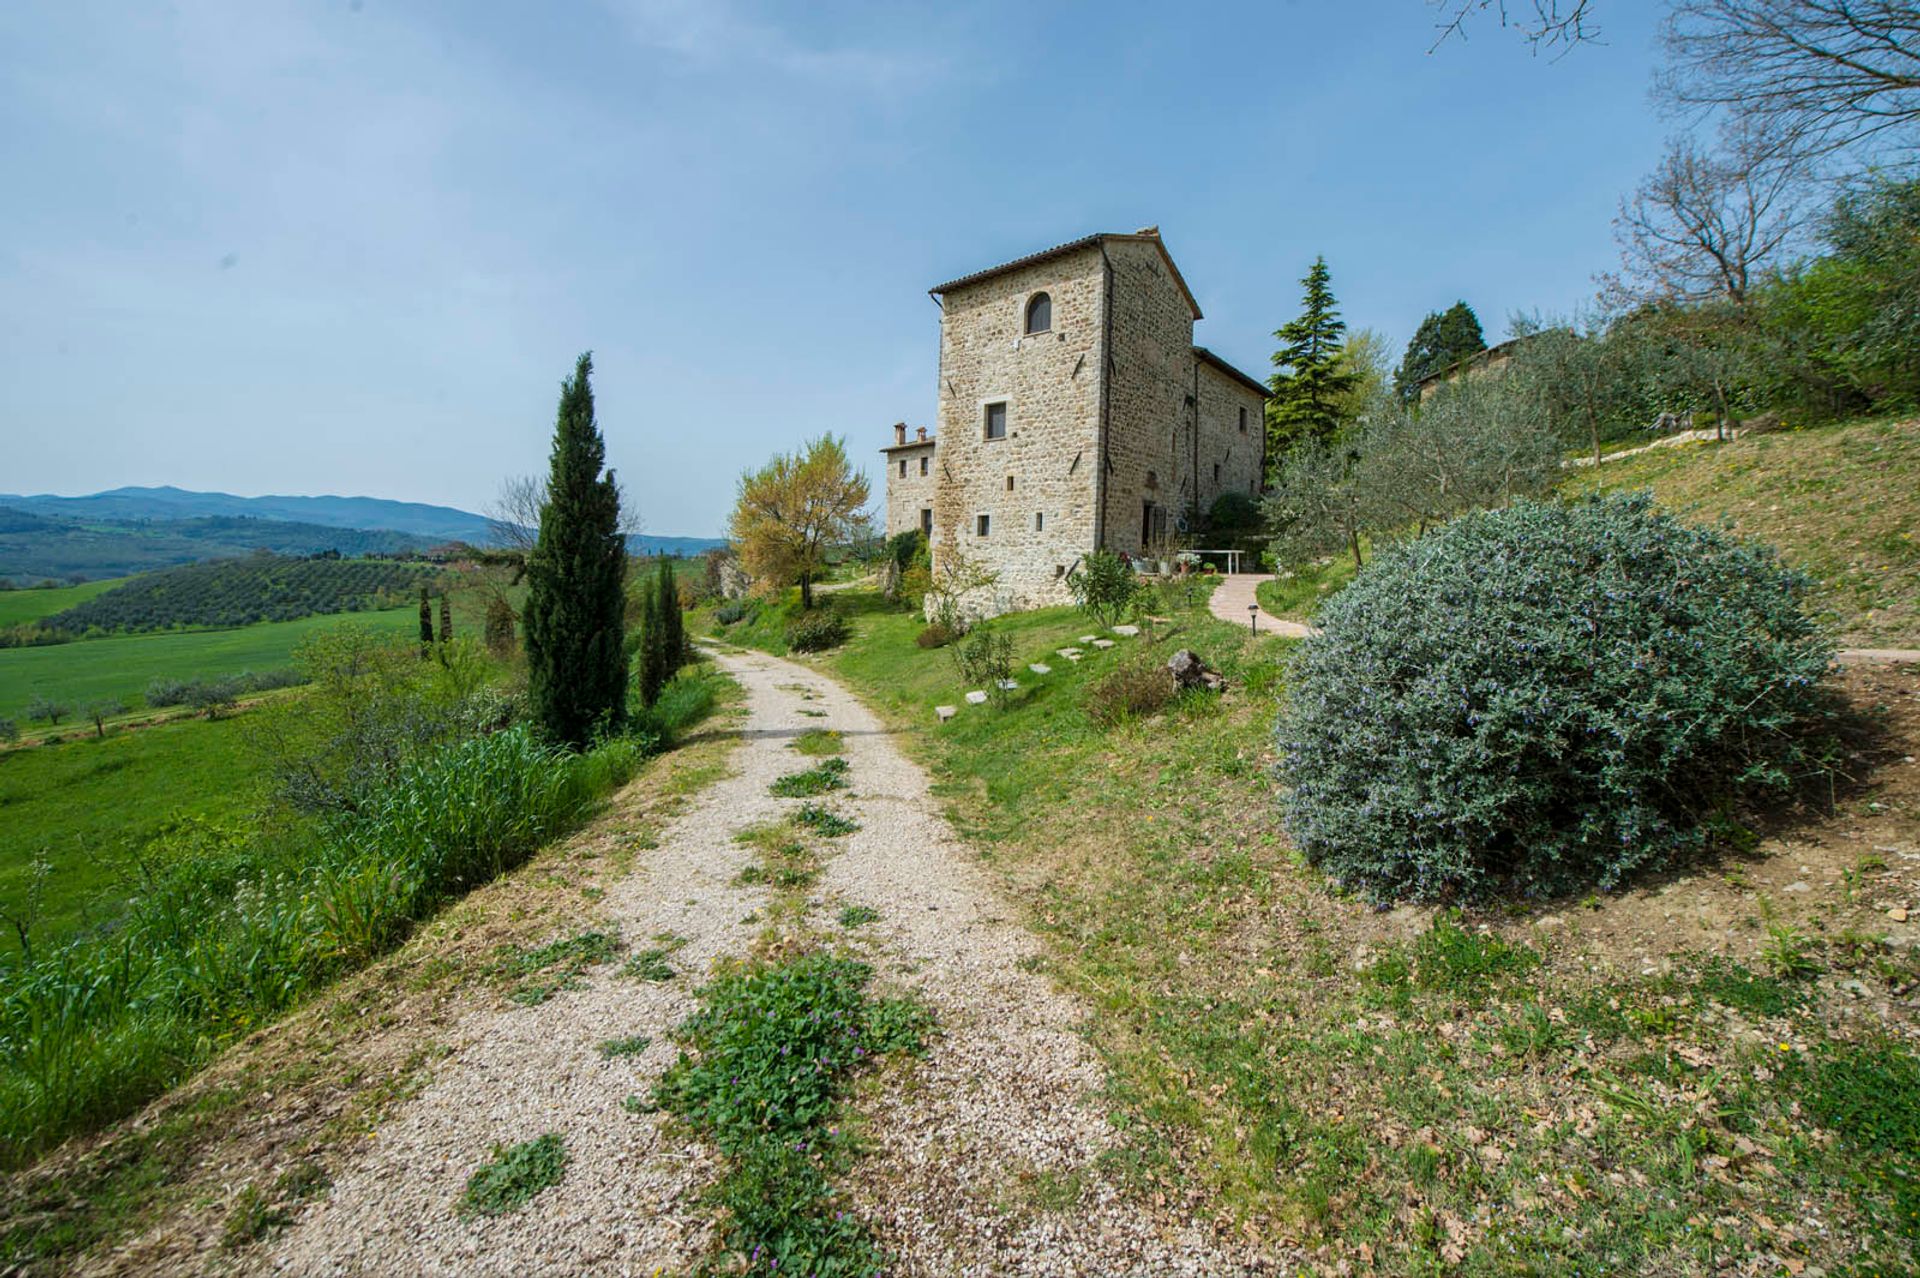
524, 352, 629, 747
438, 594, 452, 644
418, 586, 433, 655
483, 595, 516, 656
657, 560, 685, 674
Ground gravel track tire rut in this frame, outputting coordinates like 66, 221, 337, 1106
261, 647, 1271, 1276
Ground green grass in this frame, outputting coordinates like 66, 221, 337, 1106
459, 1133, 568, 1218
790, 729, 843, 756
837, 905, 880, 929
748, 581, 1920, 1273
597, 1034, 651, 1059
769, 756, 849, 798
0, 714, 269, 943
0, 579, 125, 628
1568, 415, 1920, 645
1255, 553, 1358, 622
0, 604, 420, 721
652, 951, 930, 1274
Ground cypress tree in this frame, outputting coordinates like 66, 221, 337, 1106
658, 561, 685, 675
418, 586, 433, 655
524, 352, 629, 747
438, 594, 452, 644
1266, 256, 1358, 470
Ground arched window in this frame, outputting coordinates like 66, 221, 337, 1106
1025, 292, 1051, 334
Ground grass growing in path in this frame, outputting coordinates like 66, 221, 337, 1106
790, 729, 844, 756
459, 1133, 568, 1218
769, 756, 849, 798
653, 952, 931, 1275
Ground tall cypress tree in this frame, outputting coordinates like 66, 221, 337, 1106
1393, 301, 1487, 404
418, 586, 433, 655
524, 352, 629, 747
635, 560, 685, 709
438, 594, 452, 644
657, 561, 685, 674
1266, 256, 1357, 470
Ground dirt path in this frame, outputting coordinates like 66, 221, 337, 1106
1207, 572, 1316, 639
259, 648, 1263, 1276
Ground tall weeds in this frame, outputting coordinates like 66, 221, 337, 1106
0, 726, 639, 1165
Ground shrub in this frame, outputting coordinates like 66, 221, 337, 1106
1085, 657, 1177, 727
1208, 491, 1263, 531
950, 627, 1013, 699
884, 528, 925, 573
1276, 493, 1837, 901
23, 695, 68, 726
0, 719, 17, 743
785, 608, 849, 653
714, 599, 749, 626
1066, 549, 1139, 626
916, 622, 956, 649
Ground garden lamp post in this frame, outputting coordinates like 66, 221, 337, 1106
1248, 601, 1258, 635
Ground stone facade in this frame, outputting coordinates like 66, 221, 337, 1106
881, 423, 937, 539
883, 228, 1267, 613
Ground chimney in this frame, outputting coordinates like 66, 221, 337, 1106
1135, 225, 1160, 237
916, 426, 928, 442
893, 422, 906, 446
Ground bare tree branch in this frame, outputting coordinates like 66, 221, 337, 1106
1660, 0, 1920, 163
1610, 122, 1811, 305
1427, 0, 1601, 53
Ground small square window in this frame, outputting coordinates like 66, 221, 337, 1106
984, 402, 1007, 440
1034, 511, 1044, 532
898, 458, 907, 478
1006, 475, 1015, 492
976, 513, 991, 537
919, 456, 928, 476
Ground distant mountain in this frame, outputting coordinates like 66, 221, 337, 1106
0, 486, 493, 544
0, 488, 725, 582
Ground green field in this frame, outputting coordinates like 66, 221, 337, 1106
0, 604, 419, 721
0, 578, 125, 628
0, 714, 269, 942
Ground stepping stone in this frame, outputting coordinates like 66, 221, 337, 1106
1028, 663, 1051, 675
1063, 652, 1082, 661
1056, 648, 1082, 658
935, 705, 957, 722
996, 679, 1020, 692
965, 690, 989, 705
1092, 638, 1116, 649
1079, 635, 1098, 644
1112, 624, 1140, 636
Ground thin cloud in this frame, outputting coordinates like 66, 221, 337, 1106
601, 0, 940, 91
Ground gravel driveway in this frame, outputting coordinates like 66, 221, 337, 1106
259, 647, 1270, 1276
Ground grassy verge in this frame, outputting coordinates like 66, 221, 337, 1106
721, 582, 1920, 1273
0, 661, 744, 1269
0, 580, 125, 629
1567, 415, 1919, 646
1254, 554, 1358, 623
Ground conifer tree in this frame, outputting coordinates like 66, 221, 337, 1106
523, 352, 629, 747
1393, 301, 1487, 404
1266, 256, 1358, 471
483, 594, 516, 656
438, 594, 452, 644
657, 560, 685, 674
634, 560, 685, 709
418, 586, 433, 655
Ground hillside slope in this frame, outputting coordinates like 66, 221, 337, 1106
0, 512, 431, 582
1568, 415, 1919, 646
44, 556, 438, 634
0, 486, 492, 542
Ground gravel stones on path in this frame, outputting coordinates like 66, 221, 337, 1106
261, 647, 1271, 1276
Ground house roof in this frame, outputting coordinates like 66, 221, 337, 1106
1192, 346, 1270, 400
1414, 332, 1547, 389
879, 436, 937, 454
928, 228, 1203, 320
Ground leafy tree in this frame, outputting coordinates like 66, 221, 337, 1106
1365, 377, 1567, 532
1265, 442, 1378, 571
84, 699, 125, 739
1333, 326, 1393, 432
1266, 256, 1357, 465
0, 718, 18, 743
523, 352, 629, 748
729, 435, 871, 610
1393, 302, 1487, 404
23, 695, 67, 727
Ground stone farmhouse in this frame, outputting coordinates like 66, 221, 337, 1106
882, 227, 1269, 612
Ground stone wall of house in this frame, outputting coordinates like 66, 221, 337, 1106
1100, 237, 1201, 560
882, 440, 937, 538
930, 244, 1106, 611
1194, 361, 1266, 520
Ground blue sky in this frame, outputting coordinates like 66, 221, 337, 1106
0, 1, 1673, 537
